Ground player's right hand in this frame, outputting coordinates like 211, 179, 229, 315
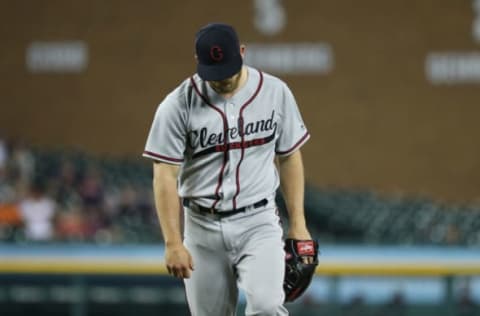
165, 244, 194, 279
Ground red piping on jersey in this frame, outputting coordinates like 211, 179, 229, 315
143, 150, 184, 163
190, 77, 229, 209
232, 70, 264, 209
275, 131, 310, 155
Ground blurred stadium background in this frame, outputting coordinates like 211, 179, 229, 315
1, 1, 480, 315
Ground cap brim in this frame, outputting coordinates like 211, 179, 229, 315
197, 56, 242, 81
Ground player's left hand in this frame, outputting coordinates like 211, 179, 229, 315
286, 224, 314, 264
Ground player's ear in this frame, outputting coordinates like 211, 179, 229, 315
240, 44, 246, 59
194, 54, 199, 63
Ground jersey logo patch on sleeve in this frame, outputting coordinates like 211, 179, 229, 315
296, 241, 315, 256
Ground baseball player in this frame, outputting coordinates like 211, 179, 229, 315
143, 23, 313, 316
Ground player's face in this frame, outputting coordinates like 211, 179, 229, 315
208, 71, 242, 95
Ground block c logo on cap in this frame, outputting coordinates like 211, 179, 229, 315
210, 45, 224, 61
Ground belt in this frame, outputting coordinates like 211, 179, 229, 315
183, 198, 268, 218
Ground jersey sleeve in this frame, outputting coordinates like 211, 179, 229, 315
142, 92, 187, 165
275, 83, 310, 156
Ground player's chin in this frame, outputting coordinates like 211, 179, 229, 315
211, 83, 234, 93
213, 87, 228, 94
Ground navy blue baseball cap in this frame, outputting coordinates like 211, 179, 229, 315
195, 23, 243, 81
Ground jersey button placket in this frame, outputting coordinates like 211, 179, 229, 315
223, 102, 237, 202
228, 102, 241, 205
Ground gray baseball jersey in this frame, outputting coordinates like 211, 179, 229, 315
144, 66, 308, 315
143, 66, 309, 211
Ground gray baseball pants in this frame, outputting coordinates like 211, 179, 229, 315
183, 198, 288, 316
